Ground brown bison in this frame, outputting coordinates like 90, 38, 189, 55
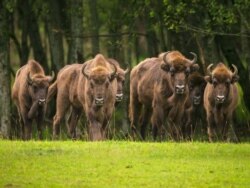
49, 54, 117, 140
204, 63, 239, 142
129, 51, 199, 140
183, 72, 206, 139
107, 58, 129, 103
12, 60, 54, 140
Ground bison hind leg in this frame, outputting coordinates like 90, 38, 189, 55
129, 99, 143, 140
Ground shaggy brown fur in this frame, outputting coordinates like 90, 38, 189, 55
49, 54, 117, 141
129, 51, 199, 140
204, 62, 239, 142
12, 60, 54, 140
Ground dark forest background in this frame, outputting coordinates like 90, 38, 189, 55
0, 0, 249, 140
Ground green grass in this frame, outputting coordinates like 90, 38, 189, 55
0, 141, 249, 188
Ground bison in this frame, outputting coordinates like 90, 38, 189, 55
129, 51, 199, 140
12, 60, 54, 140
204, 63, 239, 142
49, 54, 117, 141
183, 72, 206, 139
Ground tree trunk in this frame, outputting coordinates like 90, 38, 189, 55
195, 34, 220, 74
28, 1, 48, 72
88, 0, 100, 56
0, 3, 11, 138
16, 0, 30, 66
144, 14, 158, 57
47, 0, 64, 73
67, 0, 84, 64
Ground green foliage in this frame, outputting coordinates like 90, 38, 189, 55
235, 84, 250, 123
0, 141, 249, 187
1, 0, 16, 13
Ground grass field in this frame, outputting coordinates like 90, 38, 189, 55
0, 141, 249, 188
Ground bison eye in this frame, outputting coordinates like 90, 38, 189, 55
185, 68, 190, 76
33, 86, 38, 92
212, 78, 218, 86
90, 81, 94, 89
189, 84, 193, 90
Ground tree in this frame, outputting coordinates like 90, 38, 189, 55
0, 0, 12, 138
88, 0, 100, 56
67, 0, 84, 64
46, 0, 65, 73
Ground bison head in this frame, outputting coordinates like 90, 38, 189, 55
205, 63, 239, 104
188, 72, 206, 105
82, 63, 117, 106
161, 51, 199, 95
27, 72, 55, 105
115, 67, 129, 103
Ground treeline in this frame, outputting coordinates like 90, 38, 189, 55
0, 0, 249, 139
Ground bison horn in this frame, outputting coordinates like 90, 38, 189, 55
232, 64, 238, 76
124, 68, 130, 74
207, 64, 214, 76
163, 51, 171, 64
110, 62, 117, 79
81, 64, 89, 79
124, 63, 130, 74
190, 52, 197, 64
48, 71, 55, 83
27, 73, 33, 85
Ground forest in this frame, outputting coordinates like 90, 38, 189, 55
0, 0, 250, 140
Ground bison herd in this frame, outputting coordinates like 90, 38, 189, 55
12, 51, 240, 142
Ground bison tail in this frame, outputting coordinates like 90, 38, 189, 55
47, 81, 57, 102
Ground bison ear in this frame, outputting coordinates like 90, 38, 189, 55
231, 74, 239, 83
161, 63, 170, 72
204, 75, 212, 83
191, 64, 199, 72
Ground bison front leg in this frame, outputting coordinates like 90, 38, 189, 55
89, 121, 103, 141
23, 118, 32, 140
36, 106, 45, 140
67, 107, 82, 139
207, 112, 216, 142
224, 114, 239, 143
182, 107, 192, 140
140, 107, 152, 140
20, 106, 33, 140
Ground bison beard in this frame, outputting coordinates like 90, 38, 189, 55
204, 63, 239, 142
129, 51, 199, 141
12, 60, 54, 140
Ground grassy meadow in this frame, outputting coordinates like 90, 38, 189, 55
0, 141, 249, 187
